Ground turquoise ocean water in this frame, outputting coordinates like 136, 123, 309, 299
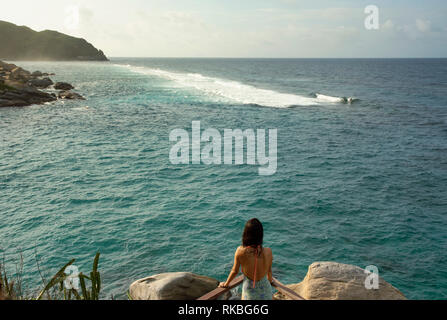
1, 58, 446, 299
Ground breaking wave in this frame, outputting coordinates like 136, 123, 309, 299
117, 64, 354, 108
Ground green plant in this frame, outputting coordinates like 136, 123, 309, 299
36, 252, 101, 300
0, 264, 13, 300
78, 252, 101, 300
0, 252, 24, 300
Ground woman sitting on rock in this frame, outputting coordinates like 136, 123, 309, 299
219, 218, 273, 300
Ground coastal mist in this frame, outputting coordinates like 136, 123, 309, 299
1, 58, 446, 299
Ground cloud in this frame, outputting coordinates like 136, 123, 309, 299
415, 19, 431, 32
382, 19, 395, 30
97, 6, 445, 57
79, 7, 94, 25
379, 17, 442, 40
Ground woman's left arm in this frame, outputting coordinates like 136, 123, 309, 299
219, 248, 241, 288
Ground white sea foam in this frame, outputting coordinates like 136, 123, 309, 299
316, 94, 355, 104
316, 94, 346, 103
73, 106, 90, 111
118, 64, 351, 108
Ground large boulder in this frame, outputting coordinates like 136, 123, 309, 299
129, 272, 219, 300
274, 262, 406, 300
31, 71, 43, 77
54, 82, 74, 90
28, 77, 53, 89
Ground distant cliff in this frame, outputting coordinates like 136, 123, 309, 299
0, 20, 108, 61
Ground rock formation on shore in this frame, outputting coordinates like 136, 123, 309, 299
129, 262, 407, 300
58, 90, 85, 100
1, 60, 85, 108
274, 262, 407, 300
129, 272, 220, 300
0, 20, 108, 61
54, 82, 74, 91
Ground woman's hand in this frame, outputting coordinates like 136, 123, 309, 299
219, 282, 229, 288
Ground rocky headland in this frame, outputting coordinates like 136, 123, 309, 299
0, 60, 85, 108
129, 262, 407, 300
0, 20, 108, 61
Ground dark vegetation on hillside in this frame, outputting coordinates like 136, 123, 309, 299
0, 20, 108, 61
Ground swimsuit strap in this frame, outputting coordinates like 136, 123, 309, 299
251, 245, 261, 288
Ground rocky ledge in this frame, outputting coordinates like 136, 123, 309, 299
128, 262, 407, 300
274, 262, 406, 300
129, 272, 221, 300
0, 60, 85, 108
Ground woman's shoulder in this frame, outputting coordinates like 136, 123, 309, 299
236, 246, 245, 255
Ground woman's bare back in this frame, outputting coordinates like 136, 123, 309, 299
237, 246, 273, 282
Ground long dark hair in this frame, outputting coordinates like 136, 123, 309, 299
242, 218, 264, 251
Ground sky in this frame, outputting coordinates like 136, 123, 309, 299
1, 0, 447, 58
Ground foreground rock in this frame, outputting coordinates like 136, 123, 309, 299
1, 61, 56, 107
1, 80, 56, 107
274, 262, 407, 300
0, 60, 83, 107
129, 272, 219, 300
